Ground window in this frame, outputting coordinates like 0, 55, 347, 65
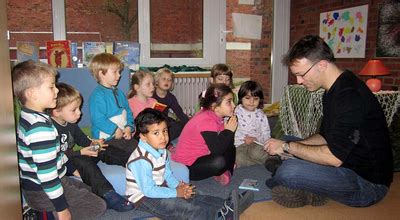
139, 0, 226, 67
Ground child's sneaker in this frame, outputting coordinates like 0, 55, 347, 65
217, 189, 254, 220
103, 190, 135, 212
214, 170, 231, 185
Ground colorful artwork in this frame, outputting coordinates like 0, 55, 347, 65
376, 3, 400, 57
319, 5, 368, 58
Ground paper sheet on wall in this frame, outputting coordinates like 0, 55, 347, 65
232, 13, 262, 40
239, 0, 255, 5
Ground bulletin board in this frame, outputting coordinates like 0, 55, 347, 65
319, 5, 368, 58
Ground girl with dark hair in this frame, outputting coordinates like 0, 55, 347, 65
234, 80, 270, 167
172, 84, 237, 185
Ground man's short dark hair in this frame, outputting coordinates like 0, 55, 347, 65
282, 35, 335, 66
135, 108, 167, 135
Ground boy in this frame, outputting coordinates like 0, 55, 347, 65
88, 53, 137, 153
12, 60, 106, 219
126, 108, 254, 220
50, 82, 134, 212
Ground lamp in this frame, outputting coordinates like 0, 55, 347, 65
359, 59, 389, 92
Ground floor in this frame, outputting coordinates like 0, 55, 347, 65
241, 172, 400, 220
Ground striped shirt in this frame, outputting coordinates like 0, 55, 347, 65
17, 108, 68, 212
126, 140, 179, 204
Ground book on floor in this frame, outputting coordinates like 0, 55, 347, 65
82, 42, 106, 66
239, 178, 259, 191
113, 41, 140, 70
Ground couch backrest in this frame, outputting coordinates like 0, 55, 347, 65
57, 68, 131, 128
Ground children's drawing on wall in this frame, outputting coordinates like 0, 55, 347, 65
319, 5, 368, 58
376, 2, 400, 57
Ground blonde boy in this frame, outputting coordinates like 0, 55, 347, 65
12, 61, 105, 220
88, 53, 137, 153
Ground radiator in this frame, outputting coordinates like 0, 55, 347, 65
171, 73, 210, 116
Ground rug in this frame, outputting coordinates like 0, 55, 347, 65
98, 165, 272, 219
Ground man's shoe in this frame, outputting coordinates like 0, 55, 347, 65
271, 186, 328, 208
264, 156, 282, 176
103, 190, 135, 212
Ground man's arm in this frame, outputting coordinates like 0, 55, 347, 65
265, 136, 342, 167
297, 134, 327, 146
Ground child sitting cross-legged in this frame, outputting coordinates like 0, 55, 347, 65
88, 53, 137, 154
50, 82, 134, 212
234, 80, 271, 167
126, 108, 254, 220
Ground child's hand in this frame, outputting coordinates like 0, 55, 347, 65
244, 135, 256, 145
176, 182, 195, 199
115, 128, 123, 139
57, 208, 71, 220
91, 138, 108, 151
224, 115, 238, 132
123, 127, 132, 140
80, 146, 99, 157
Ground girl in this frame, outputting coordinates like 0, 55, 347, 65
195, 63, 236, 112
128, 70, 157, 118
153, 68, 189, 123
234, 80, 270, 167
153, 68, 189, 140
172, 84, 237, 185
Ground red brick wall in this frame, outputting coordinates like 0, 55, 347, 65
290, 0, 400, 91
7, 0, 273, 100
226, 0, 273, 102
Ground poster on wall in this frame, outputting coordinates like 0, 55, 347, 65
376, 2, 400, 57
319, 5, 368, 58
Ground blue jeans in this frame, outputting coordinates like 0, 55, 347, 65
266, 158, 389, 207
137, 194, 224, 220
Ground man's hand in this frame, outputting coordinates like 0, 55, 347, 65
80, 146, 99, 157
264, 138, 285, 155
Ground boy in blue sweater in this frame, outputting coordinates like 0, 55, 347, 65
12, 60, 106, 220
126, 108, 254, 220
88, 53, 137, 153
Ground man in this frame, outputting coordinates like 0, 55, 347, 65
264, 35, 393, 208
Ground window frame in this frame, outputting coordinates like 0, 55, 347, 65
138, 0, 226, 67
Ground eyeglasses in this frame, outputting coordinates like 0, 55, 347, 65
295, 61, 319, 78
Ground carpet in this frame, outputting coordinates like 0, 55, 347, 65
98, 165, 272, 219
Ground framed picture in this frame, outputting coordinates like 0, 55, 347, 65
319, 5, 368, 58
376, 3, 400, 57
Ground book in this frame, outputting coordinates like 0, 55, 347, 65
46, 40, 72, 68
113, 41, 140, 70
105, 42, 114, 54
16, 41, 40, 63
70, 42, 78, 67
153, 102, 168, 112
239, 179, 259, 191
82, 42, 106, 66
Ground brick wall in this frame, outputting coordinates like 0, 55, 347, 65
226, 0, 273, 102
7, 0, 273, 101
290, 0, 400, 91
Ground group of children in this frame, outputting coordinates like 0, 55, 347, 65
13, 52, 271, 219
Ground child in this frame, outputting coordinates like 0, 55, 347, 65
50, 82, 134, 212
234, 80, 271, 167
12, 60, 106, 219
127, 70, 157, 118
195, 63, 236, 112
88, 53, 137, 153
172, 84, 237, 185
126, 108, 254, 219
153, 67, 189, 124
153, 67, 188, 140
